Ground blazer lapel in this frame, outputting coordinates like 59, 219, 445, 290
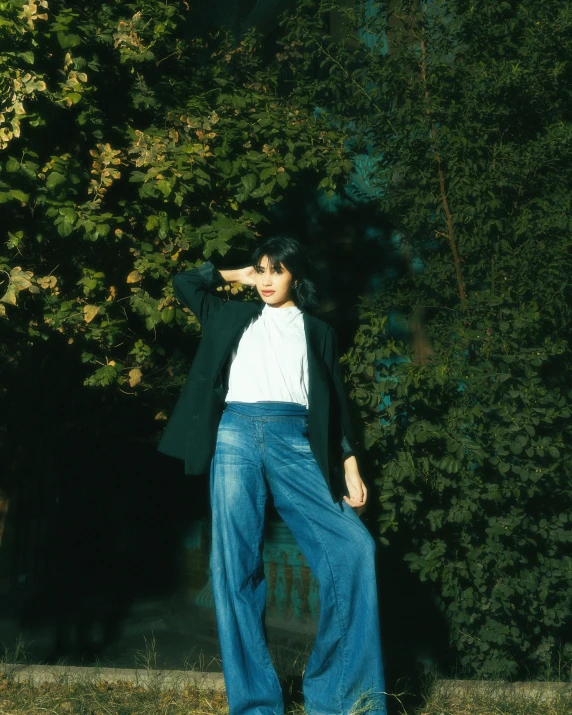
303, 311, 330, 438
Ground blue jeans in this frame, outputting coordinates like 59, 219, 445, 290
209, 401, 387, 715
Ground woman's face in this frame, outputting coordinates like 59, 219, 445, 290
254, 254, 297, 308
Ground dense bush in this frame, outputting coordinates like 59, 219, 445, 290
281, 0, 572, 677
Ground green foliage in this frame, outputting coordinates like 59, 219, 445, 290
283, 0, 572, 678
345, 293, 572, 678
0, 0, 350, 395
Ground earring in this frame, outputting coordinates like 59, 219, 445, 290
294, 281, 298, 288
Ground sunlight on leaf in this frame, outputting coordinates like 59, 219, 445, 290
83, 304, 99, 323
128, 367, 142, 387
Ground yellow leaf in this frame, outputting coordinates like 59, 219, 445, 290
129, 368, 142, 387
1, 289, 17, 306
126, 270, 142, 283
10, 267, 33, 291
37, 275, 57, 289
84, 304, 99, 323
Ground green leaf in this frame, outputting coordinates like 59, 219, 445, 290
57, 32, 82, 49
57, 221, 74, 237
19, 51, 34, 64
9, 190, 29, 202
146, 215, 160, 231
161, 306, 175, 324
241, 174, 257, 194
46, 172, 66, 190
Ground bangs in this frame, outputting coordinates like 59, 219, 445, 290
252, 247, 287, 272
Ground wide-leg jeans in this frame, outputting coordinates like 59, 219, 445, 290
209, 401, 387, 715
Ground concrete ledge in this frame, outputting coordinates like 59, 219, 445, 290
1, 665, 570, 702
0, 663, 226, 692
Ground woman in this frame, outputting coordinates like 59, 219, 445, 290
159, 236, 386, 715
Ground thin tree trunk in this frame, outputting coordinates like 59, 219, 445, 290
419, 26, 466, 302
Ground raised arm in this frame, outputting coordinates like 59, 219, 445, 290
173, 261, 253, 329
172, 261, 226, 329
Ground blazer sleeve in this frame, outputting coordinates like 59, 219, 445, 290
324, 325, 360, 462
172, 260, 227, 329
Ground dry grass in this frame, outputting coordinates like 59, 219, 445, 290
0, 677, 228, 715
410, 674, 572, 715
1, 634, 571, 714
0, 633, 229, 715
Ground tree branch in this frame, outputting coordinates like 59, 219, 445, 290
419, 11, 466, 302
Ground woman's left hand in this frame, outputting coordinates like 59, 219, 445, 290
343, 466, 368, 515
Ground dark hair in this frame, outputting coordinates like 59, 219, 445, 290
251, 235, 319, 312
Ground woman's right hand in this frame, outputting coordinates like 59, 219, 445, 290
218, 265, 257, 286
239, 265, 257, 286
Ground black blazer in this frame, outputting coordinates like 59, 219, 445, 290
157, 261, 360, 501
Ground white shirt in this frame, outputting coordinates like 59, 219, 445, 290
224, 302, 309, 407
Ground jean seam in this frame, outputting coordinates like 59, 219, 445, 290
249, 488, 283, 706
213, 422, 282, 710
274, 478, 348, 712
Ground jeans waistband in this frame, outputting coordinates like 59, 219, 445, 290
225, 401, 308, 417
